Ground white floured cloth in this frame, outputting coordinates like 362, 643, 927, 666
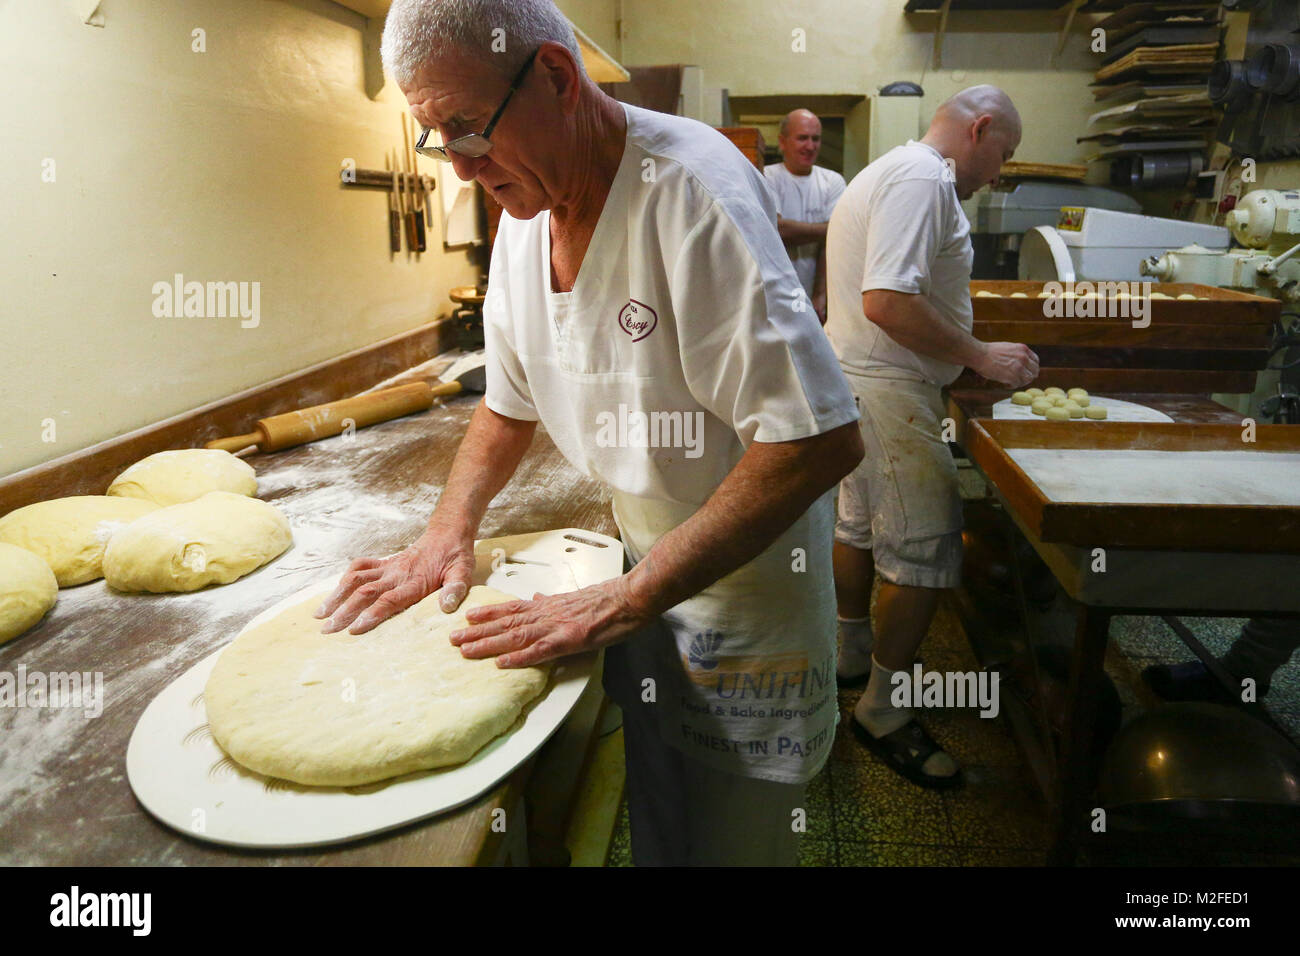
763, 162, 846, 299
483, 102, 858, 784
834, 370, 964, 588
825, 140, 974, 387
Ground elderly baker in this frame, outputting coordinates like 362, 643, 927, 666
315, 0, 863, 866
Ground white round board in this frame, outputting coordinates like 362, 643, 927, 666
992, 395, 1174, 423
126, 528, 624, 850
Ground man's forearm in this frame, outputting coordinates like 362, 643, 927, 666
429, 402, 537, 539
621, 422, 863, 618
866, 291, 984, 368
777, 217, 829, 244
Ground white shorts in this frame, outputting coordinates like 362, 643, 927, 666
834, 371, 963, 588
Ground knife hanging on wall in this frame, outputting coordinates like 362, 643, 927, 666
385, 150, 401, 254
402, 114, 427, 253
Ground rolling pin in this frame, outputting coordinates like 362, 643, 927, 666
204, 382, 455, 454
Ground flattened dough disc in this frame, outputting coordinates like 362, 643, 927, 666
204, 585, 549, 787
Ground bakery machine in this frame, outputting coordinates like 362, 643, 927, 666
1142, 188, 1300, 303
971, 182, 1140, 279
1017, 206, 1230, 283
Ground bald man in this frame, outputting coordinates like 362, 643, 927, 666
764, 109, 845, 324
825, 86, 1038, 789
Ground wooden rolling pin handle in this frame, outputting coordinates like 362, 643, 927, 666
427, 381, 465, 399
204, 431, 263, 453
257, 382, 434, 451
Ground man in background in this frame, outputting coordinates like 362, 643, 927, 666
826, 86, 1036, 789
764, 109, 845, 323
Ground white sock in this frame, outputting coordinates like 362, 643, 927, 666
853, 657, 959, 778
854, 657, 911, 737
836, 616, 875, 680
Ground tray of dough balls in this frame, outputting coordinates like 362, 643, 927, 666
993, 386, 1174, 424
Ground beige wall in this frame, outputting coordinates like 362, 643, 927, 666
2, 0, 618, 478
620, 1, 1103, 178
557, 0, 620, 55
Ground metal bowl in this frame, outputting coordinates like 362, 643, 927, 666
1098, 702, 1300, 836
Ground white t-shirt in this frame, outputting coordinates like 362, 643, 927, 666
825, 140, 975, 386
763, 162, 846, 300
482, 102, 859, 783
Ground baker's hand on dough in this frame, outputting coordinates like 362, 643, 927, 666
315, 530, 475, 635
974, 341, 1039, 389
449, 577, 650, 668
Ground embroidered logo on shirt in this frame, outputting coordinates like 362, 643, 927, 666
617, 299, 657, 341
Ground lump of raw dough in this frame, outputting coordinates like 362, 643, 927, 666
107, 449, 257, 506
1044, 387, 1065, 397
1045, 407, 1071, 422
1051, 395, 1069, 407
0, 496, 159, 586
1177, 293, 1198, 300
1085, 405, 1108, 420
1150, 292, 1172, 300
1065, 402, 1085, 418
1010, 292, 1029, 298
0, 543, 58, 645
1026, 387, 1045, 398
1030, 398, 1052, 416
1012, 391, 1033, 405
975, 290, 1001, 298
204, 584, 551, 786
102, 491, 291, 593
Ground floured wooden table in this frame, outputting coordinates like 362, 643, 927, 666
0, 352, 617, 865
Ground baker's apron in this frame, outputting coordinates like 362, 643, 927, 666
603, 488, 839, 784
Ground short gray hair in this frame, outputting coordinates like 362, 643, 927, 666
381, 0, 585, 86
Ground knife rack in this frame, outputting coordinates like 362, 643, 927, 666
341, 169, 436, 192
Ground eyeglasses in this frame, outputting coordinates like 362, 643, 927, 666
414, 49, 539, 162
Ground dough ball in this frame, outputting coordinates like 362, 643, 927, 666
1072, 395, 1090, 407
1011, 391, 1033, 405
1065, 403, 1085, 418
1036, 291, 1053, 299
103, 491, 291, 593
1150, 292, 1172, 300
1045, 406, 1071, 422
0, 496, 159, 586
1026, 388, 1045, 398
1051, 396, 1069, 407
1044, 387, 1066, 396
975, 290, 1001, 298
1067, 388, 1089, 399
205, 585, 551, 786
1177, 293, 1198, 301
1085, 405, 1108, 420
107, 449, 257, 506
0, 543, 58, 645
1030, 398, 1052, 415
1010, 292, 1029, 298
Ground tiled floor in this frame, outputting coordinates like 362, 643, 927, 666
600, 600, 1300, 867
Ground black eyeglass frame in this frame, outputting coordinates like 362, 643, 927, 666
414, 48, 540, 161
